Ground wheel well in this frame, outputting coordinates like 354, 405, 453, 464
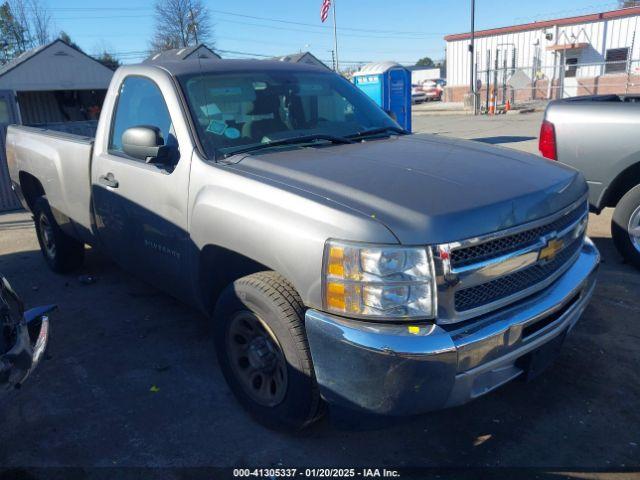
603, 162, 640, 209
18, 171, 45, 212
199, 245, 272, 314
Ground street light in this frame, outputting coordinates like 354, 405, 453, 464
469, 0, 476, 114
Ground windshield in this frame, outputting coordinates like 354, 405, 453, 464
179, 70, 400, 160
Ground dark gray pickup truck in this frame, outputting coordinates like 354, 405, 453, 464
541, 94, 640, 268
7, 59, 599, 429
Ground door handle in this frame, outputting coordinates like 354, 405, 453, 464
98, 173, 119, 189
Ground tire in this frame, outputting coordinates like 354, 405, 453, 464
612, 184, 640, 269
33, 196, 85, 273
213, 271, 322, 430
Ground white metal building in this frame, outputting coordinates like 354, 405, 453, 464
407, 66, 444, 85
444, 6, 640, 102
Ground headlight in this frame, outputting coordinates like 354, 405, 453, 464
322, 240, 436, 320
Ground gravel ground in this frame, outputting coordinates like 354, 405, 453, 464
0, 113, 638, 473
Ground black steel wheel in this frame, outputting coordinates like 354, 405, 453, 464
226, 311, 288, 407
213, 271, 322, 430
33, 196, 84, 273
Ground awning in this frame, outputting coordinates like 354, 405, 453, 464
546, 42, 589, 52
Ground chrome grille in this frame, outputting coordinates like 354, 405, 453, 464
454, 236, 583, 312
450, 203, 586, 268
435, 197, 589, 324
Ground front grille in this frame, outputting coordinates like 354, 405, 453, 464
454, 236, 583, 312
450, 203, 587, 269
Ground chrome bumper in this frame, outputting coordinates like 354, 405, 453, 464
305, 238, 600, 416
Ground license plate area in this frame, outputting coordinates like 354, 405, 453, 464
516, 328, 567, 381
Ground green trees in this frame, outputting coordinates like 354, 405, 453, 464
0, 0, 51, 61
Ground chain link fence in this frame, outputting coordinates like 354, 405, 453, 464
474, 58, 640, 112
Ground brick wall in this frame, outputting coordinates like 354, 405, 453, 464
444, 74, 640, 103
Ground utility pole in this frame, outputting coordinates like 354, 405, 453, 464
188, 2, 199, 45
469, 0, 476, 114
332, 0, 339, 73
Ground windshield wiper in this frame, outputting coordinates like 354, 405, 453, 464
220, 134, 354, 158
346, 126, 409, 140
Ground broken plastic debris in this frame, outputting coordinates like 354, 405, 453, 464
149, 385, 160, 393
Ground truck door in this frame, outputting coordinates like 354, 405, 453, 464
0, 90, 21, 212
91, 73, 193, 301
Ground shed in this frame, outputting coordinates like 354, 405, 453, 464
352, 62, 412, 131
145, 44, 221, 63
269, 52, 329, 69
0, 39, 114, 126
0, 39, 115, 211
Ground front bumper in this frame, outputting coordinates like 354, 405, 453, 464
305, 238, 600, 416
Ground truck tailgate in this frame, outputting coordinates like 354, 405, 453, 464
7, 125, 94, 236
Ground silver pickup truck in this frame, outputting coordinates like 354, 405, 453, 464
6, 60, 599, 429
540, 95, 640, 269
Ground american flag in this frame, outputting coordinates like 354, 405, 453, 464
320, 0, 331, 23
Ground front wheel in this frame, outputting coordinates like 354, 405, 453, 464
33, 196, 85, 273
612, 184, 640, 269
213, 271, 322, 430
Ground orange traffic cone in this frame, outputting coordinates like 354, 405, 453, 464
505, 100, 511, 112
488, 91, 496, 115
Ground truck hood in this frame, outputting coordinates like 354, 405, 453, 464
227, 133, 587, 244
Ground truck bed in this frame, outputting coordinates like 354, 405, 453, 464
26, 120, 98, 138
6, 125, 95, 241
544, 95, 640, 210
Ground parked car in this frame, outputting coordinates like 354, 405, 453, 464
411, 84, 427, 104
434, 78, 447, 88
1, 275, 55, 391
7, 60, 599, 429
540, 94, 640, 268
422, 80, 443, 101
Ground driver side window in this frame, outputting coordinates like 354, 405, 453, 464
109, 76, 174, 159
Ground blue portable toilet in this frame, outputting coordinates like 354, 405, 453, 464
352, 61, 411, 132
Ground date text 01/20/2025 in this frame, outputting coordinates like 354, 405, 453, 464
232, 468, 401, 478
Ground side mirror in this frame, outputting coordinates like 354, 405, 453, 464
122, 126, 176, 164
385, 109, 398, 121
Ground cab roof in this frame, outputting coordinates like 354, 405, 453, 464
136, 59, 331, 78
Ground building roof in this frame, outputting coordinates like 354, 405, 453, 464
0, 43, 49, 77
144, 44, 220, 63
269, 51, 329, 69
270, 52, 310, 63
0, 39, 114, 91
444, 6, 640, 42
0, 39, 111, 79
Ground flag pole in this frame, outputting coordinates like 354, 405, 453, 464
332, 0, 339, 73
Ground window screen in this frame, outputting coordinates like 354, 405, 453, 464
605, 48, 629, 74
109, 76, 174, 156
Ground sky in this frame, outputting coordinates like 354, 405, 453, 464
50, 0, 625, 65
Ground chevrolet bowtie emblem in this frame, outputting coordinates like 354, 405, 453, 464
539, 238, 564, 262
